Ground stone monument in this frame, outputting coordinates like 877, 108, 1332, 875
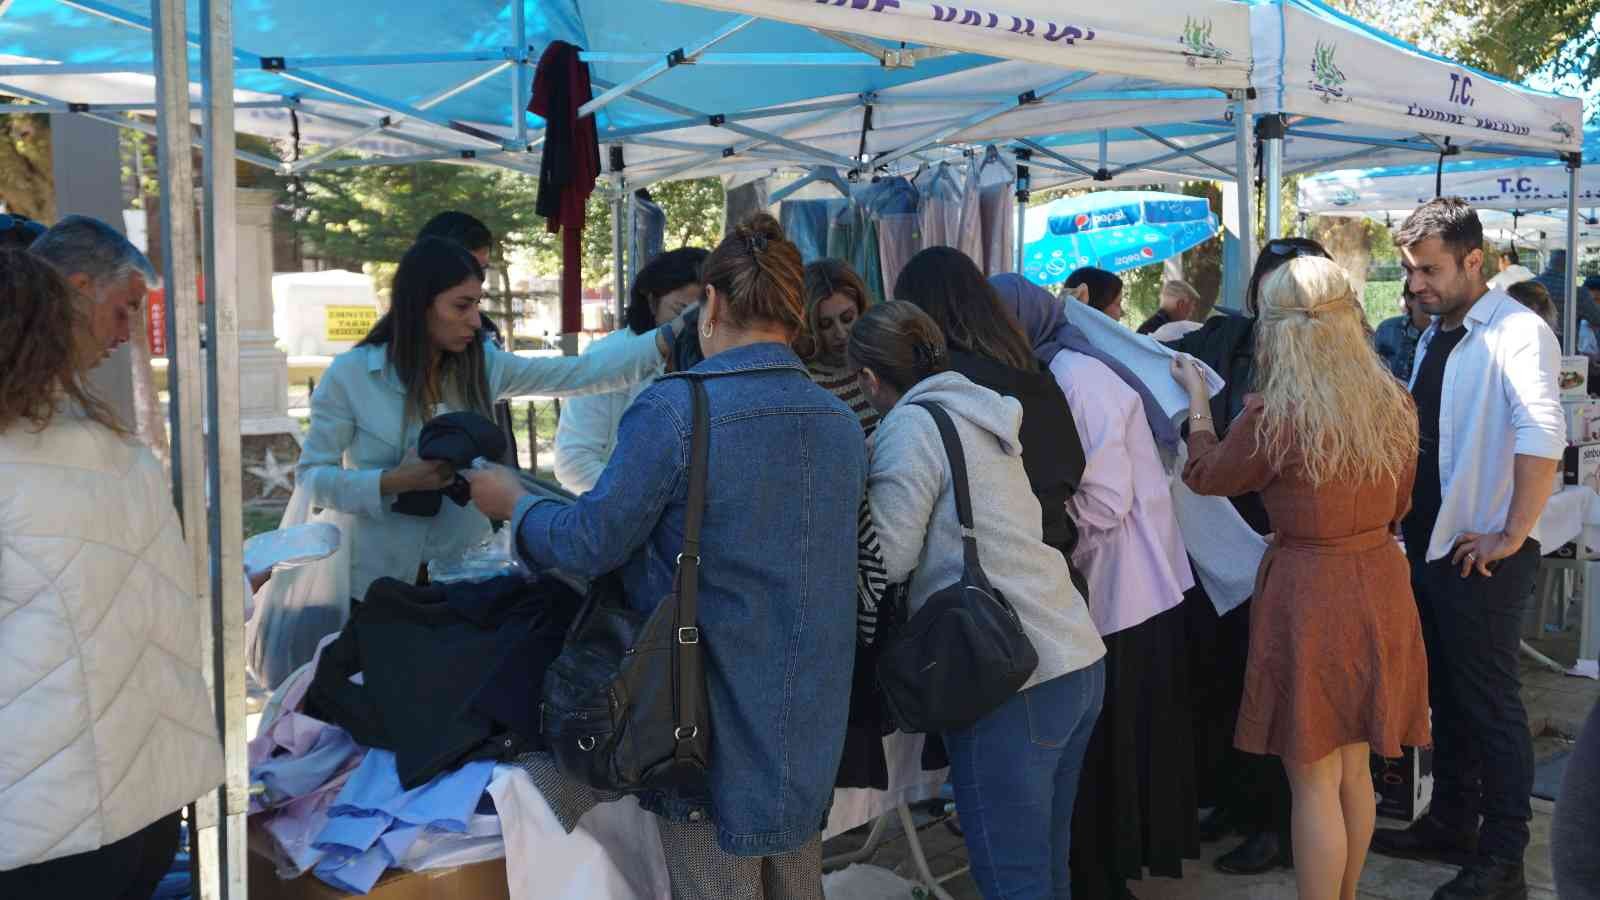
236, 188, 302, 504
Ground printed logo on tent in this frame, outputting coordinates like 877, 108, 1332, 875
1179, 17, 1231, 65
1330, 188, 1359, 208
1309, 42, 1350, 104
1140, 247, 1156, 259
1554, 121, 1578, 144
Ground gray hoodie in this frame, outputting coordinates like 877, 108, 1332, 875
868, 371, 1105, 691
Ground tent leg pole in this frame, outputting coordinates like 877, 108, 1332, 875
1260, 115, 1285, 241
199, 0, 248, 893
1013, 152, 1031, 276
511, 0, 528, 146
612, 186, 627, 332
1233, 97, 1255, 310
1568, 159, 1582, 355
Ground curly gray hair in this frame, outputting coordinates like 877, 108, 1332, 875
29, 215, 156, 299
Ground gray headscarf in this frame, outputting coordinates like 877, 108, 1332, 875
990, 273, 1180, 450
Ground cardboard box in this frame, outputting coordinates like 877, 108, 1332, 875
248, 854, 510, 900
1565, 443, 1600, 491
1561, 356, 1590, 399
1565, 400, 1600, 444
1371, 746, 1433, 823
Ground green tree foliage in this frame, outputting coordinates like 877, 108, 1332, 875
0, 110, 53, 219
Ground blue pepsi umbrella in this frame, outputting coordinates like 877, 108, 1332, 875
1021, 191, 1220, 286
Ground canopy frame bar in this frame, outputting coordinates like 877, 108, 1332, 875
597, 95, 866, 141
579, 15, 757, 119
1133, 126, 1235, 180
874, 71, 1096, 169
1014, 138, 1100, 180
1110, 134, 1236, 178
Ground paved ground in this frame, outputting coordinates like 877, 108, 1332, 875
823, 639, 1597, 900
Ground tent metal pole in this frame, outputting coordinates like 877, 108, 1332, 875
584, 50, 883, 67
874, 71, 1096, 168
1013, 154, 1030, 275
1108, 135, 1236, 178
1282, 144, 1400, 179
1133, 126, 1235, 179
591, 79, 860, 169
152, 2, 214, 893
579, 16, 757, 119
625, 185, 639, 300
1232, 97, 1255, 311
1567, 157, 1582, 355
612, 187, 627, 330
1261, 115, 1285, 239
598, 96, 864, 141
512, 0, 528, 145
275, 67, 519, 150
1014, 138, 1099, 179
198, 0, 247, 893
1281, 128, 1440, 154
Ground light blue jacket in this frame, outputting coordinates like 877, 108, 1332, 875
297, 332, 663, 599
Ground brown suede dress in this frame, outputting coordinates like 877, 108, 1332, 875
1183, 395, 1432, 764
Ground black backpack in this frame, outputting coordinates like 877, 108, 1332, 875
876, 400, 1039, 734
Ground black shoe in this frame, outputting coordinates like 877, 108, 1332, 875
1371, 815, 1479, 866
1214, 831, 1292, 875
1431, 858, 1527, 900
1199, 806, 1234, 842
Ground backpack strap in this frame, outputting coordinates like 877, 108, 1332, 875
910, 400, 982, 574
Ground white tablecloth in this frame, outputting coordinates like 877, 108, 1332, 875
1534, 485, 1599, 552
494, 733, 947, 899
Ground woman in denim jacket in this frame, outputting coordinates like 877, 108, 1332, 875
470, 214, 864, 899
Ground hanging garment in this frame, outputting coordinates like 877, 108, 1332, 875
724, 178, 770, 233
955, 162, 985, 266
305, 574, 584, 788
630, 190, 666, 269
780, 198, 847, 264
864, 177, 921, 300
828, 201, 884, 304
530, 40, 600, 334
976, 148, 1016, 275
916, 163, 965, 252
391, 411, 507, 518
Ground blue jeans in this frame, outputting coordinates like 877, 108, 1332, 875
945, 660, 1106, 900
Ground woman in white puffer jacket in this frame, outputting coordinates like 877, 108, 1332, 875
0, 250, 223, 895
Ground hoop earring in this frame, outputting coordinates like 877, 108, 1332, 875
700, 318, 715, 340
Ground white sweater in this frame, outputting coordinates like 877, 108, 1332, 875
0, 412, 223, 870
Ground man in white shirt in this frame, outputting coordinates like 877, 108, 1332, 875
1372, 199, 1563, 900
1486, 247, 1536, 292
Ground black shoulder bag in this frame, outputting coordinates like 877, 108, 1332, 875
539, 376, 713, 792
876, 401, 1039, 734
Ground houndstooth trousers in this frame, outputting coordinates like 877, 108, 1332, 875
655, 819, 824, 900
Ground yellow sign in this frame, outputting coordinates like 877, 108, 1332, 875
325, 305, 377, 342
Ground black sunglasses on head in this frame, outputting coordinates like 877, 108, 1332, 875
1262, 239, 1329, 261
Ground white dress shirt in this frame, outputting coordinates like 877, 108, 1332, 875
552, 328, 663, 494
1408, 289, 1565, 562
1050, 350, 1195, 636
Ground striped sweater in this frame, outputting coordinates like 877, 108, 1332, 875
809, 359, 888, 645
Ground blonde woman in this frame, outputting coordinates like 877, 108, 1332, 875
1171, 256, 1430, 900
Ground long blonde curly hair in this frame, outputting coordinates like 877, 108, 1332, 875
1252, 256, 1418, 487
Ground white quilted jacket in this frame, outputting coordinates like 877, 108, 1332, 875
0, 412, 223, 870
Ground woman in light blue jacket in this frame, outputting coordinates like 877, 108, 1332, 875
296, 237, 674, 602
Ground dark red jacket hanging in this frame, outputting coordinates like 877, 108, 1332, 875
530, 40, 601, 333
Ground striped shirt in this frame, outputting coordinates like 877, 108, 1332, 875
808, 359, 887, 644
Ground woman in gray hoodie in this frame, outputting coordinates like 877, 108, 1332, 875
851, 301, 1106, 900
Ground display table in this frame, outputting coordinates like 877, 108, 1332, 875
1531, 486, 1600, 677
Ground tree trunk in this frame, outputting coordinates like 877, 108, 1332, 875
0, 113, 56, 220
1310, 215, 1373, 312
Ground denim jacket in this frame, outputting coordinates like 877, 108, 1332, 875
513, 342, 865, 856
1374, 314, 1426, 382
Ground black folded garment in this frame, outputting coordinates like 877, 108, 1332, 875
392, 411, 508, 517
304, 573, 582, 788
671, 305, 707, 374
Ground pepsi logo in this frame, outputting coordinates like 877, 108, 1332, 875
1074, 214, 1090, 228
1141, 247, 1155, 258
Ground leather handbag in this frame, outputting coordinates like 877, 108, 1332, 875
876, 400, 1039, 734
539, 376, 713, 793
